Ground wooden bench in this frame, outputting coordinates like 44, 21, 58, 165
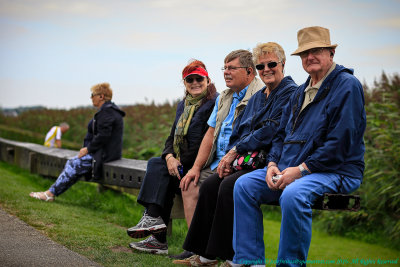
0, 137, 360, 234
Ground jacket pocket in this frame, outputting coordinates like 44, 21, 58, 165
280, 134, 309, 166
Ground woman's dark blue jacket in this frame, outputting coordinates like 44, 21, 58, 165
227, 76, 297, 154
162, 95, 217, 169
83, 101, 125, 178
268, 64, 366, 179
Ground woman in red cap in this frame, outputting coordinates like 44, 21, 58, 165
126, 60, 218, 255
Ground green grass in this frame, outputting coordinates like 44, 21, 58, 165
0, 161, 187, 266
262, 219, 399, 266
0, 161, 399, 266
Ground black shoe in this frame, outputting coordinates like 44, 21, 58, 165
168, 250, 194, 259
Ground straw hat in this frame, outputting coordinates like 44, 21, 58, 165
291, 26, 338, 56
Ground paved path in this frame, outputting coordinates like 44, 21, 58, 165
0, 208, 101, 267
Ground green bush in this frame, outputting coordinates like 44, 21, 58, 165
0, 101, 178, 160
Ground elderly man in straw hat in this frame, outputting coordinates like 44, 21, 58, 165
231, 26, 366, 266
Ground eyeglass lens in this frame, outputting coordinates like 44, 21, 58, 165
255, 62, 278, 70
185, 76, 205, 83
299, 48, 325, 58
221, 66, 247, 71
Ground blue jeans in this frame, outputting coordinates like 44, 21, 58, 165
49, 155, 93, 196
232, 167, 361, 267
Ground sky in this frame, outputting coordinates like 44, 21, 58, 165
0, 0, 399, 109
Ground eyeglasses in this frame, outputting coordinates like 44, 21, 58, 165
221, 66, 248, 71
185, 76, 205, 83
255, 61, 281, 70
299, 48, 326, 59
91, 93, 99, 98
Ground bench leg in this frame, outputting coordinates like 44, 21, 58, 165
167, 219, 173, 236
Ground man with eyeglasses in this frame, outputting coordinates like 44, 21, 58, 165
172, 49, 264, 260
232, 26, 366, 266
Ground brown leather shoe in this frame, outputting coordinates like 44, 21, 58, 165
219, 261, 244, 267
219, 261, 232, 267
189, 255, 218, 266
173, 254, 198, 266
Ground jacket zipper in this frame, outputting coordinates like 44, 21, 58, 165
283, 140, 306, 145
291, 105, 310, 135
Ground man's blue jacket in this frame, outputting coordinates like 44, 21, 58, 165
268, 64, 366, 180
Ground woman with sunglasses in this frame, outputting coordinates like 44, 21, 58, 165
126, 60, 218, 255
30, 82, 125, 201
177, 43, 297, 266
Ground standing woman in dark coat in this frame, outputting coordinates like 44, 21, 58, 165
29, 82, 125, 201
127, 60, 218, 255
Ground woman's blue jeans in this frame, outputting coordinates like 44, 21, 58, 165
49, 155, 93, 196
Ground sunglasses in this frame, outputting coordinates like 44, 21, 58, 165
185, 76, 205, 83
255, 61, 280, 70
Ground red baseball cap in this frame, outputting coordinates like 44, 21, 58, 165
182, 67, 209, 80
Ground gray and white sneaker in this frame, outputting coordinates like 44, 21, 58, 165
127, 214, 167, 238
129, 235, 168, 255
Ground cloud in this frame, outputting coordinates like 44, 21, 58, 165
0, 21, 29, 39
374, 17, 400, 29
0, 0, 111, 19
366, 44, 400, 57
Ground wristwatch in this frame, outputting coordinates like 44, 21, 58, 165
298, 164, 310, 177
